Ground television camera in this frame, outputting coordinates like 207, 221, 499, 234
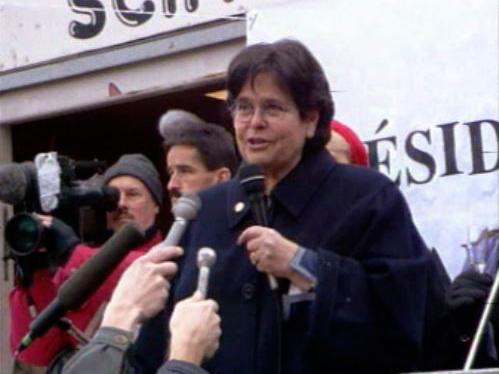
0, 152, 119, 284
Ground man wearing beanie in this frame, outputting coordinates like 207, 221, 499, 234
52, 114, 236, 374
103, 154, 163, 233
10, 153, 178, 373
55, 112, 237, 374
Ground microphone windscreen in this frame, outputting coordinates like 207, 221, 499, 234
158, 110, 205, 140
0, 162, 29, 205
58, 222, 144, 309
197, 247, 217, 268
239, 164, 265, 196
172, 194, 202, 220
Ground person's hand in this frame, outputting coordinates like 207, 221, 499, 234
37, 214, 80, 265
446, 270, 493, 335
169, 291, 221, 365
101, 244, 183, 332
237, 226, 298, 279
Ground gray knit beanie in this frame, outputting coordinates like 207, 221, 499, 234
103, 154, 163, 206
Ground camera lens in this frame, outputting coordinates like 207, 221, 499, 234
5, 213, 44, 257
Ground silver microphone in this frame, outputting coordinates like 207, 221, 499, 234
162, 194, 201, 246
196, 247, 217, 298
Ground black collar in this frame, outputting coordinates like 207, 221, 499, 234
227, 149, 336, 228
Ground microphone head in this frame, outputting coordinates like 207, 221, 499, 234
171, 194, 201, 221
239, 163, 265, 196
158, 110, 205, 140
197, 247, 217, 268
0, 162, 29, 205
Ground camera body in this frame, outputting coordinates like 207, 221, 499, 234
1, 153, 118, 284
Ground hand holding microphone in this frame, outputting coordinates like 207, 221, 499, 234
15, 222, 145, 355
169, 291, 221, 365
167, 247, 219, 365
239, 164, 282, 291
15, 194, 202, 354
237, 227, 299, 279
102, 193, 203, 331
101, 244, 183, 332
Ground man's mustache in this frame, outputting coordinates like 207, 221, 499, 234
113, 207, 132, 219
169, 189, 182, 200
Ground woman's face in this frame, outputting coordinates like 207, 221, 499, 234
232, 73, 317, 182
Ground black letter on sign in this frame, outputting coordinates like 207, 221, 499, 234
365, 136, 402, 185
163, 0, 176, 17
68, 0, 106, 39
185, 0, 199, 12
466, 119, 499, 175
437, 122, 463, 177
405, 130, 436, 185
163, 1, 198, 17
113, 0, 154, 26
365, 119, 402, 185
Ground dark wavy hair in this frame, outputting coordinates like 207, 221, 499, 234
227, 39, 334, 152
161, 120, 238, 176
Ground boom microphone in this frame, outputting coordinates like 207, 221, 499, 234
158, 109, 205, 140
239, 164, 278, 291
196, 247, 217, 298
15, 222, 144, 354
162, 194, 201, 246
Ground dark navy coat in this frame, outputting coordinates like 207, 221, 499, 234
134, 149, 446, 374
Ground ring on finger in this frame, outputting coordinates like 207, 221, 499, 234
250, 254, 259, 266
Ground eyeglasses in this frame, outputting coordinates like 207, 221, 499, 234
231, 100, 292, 122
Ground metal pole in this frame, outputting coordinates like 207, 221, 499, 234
463, 267, 499, 370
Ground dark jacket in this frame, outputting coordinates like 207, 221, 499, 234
135, 149, 447, 374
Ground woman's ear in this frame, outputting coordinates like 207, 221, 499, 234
304, 110, 319, 138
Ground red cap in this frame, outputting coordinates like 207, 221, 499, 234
330, 120, 368, 167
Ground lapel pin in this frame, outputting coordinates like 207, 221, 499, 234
234, 201, 245, 213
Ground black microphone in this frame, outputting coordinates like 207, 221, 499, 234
15, 222, 144, 354
0, 162, 37, 205
239, 164, 278, 291
161, 194, 201, 246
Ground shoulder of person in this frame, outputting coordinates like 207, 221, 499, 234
327, 163, 397, 201
198, 179, 235, 204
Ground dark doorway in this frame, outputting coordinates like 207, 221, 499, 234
11, 79, 233, 231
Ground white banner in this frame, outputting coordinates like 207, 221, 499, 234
0, 0, 287, 72
248, 0, 499, 277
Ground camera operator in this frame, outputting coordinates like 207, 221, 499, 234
9, 153, 167, 373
